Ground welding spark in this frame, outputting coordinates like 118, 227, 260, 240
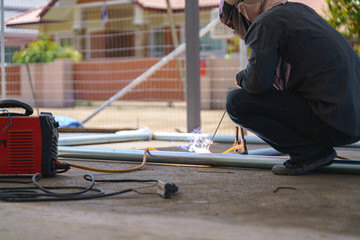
178, 128, 212, 154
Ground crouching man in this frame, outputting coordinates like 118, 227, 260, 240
219, 0, 360, 175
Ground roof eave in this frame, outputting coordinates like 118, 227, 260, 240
135, 1, 219, 13
6, 21, 62, 28
5, 0, 58, 28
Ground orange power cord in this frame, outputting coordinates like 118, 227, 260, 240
68, 147, 158, 173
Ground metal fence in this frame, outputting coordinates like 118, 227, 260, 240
0, 0, 247, 134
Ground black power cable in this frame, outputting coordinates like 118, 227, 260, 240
0, 173, 178, 202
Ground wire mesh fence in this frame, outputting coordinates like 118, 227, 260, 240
1, 0, 245, 134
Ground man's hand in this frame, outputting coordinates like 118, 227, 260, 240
235, 79, 241, 88
235, 71, 243, 88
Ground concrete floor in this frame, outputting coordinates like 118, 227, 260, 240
1, 136, 360, 240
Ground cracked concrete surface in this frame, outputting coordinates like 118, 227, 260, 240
1, 138, 359, 240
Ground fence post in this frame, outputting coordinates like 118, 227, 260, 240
1, 0, 6, 100
185, 0, 201, 133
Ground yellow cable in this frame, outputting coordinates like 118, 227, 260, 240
336, 155, 349, 159
70, 147, 159, 173
222, 146, 234, 153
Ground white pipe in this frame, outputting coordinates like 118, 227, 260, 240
153, 132, 265, 144
58, 134, 280, 154
58, 146, 360, 175
58, 131, 360, 148
153, 132, 360, 148
345, 141, 360, 148
247, 148, 282, 156
1, 0, 6, 100
57, 132, 264, 146
153, 132, 360, 149
58, 131, 280, 154
81, 17, 220, 124
59, 133, 151, 146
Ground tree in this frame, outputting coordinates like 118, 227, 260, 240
325, 0, 360, 53
12, 34, 82, 63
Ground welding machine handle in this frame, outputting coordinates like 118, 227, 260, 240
0, 99, 33, 116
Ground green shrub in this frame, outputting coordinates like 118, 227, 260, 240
324, 0, 360, 54
12, 34, 82, 63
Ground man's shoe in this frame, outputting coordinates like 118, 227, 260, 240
272, 150, 336, 175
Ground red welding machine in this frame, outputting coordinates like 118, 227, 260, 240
0, 99, 59, 177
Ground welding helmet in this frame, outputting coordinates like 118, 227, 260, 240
219, 0, 251, 40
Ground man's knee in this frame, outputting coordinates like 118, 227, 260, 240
226, 89, 248, 113
226, 89, 250, 123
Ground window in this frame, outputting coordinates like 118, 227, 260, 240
150, 30, 164, 57
5, 47, 20, 63
200, 32, 223, 53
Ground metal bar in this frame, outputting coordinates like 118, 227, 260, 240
58, 132, 260, 147
59, 133, 151, 146
57, 132, 280, 155
344, 142, 360, 148
58, 131, 360, 149
153, 132, 266, 144
58, 132, 265, 145
185, 0, 201, 132
81, 17, 220, 125
25, 63, 40, 115
152, 132, 360, 148
58, 146, 360, 175
233, 126, 248, 154
1, 0, 6, 100
247, 148, 282, 156
208, 109, 227, 149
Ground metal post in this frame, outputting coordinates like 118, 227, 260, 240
1, 0, 6, 100
25, 63, 40, 115
185, 0, 200, 132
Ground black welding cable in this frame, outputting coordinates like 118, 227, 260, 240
0, 175, 38, 184
0, 186, 143, 202
0, 188, 40, 198
0, 174, 168, 202
83, 174, 158, 184
0, 187, 107, 202
82, 175, 161, 197
0, 174, 105, 202
0, 180, 33, 184
32, 173, 96, 196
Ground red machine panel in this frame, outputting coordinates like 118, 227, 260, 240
0, 116, 42, 175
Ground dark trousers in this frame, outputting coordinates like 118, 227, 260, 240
226, 89, 358, 161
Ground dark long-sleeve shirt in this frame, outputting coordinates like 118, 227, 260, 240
237, 2, 360, 137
